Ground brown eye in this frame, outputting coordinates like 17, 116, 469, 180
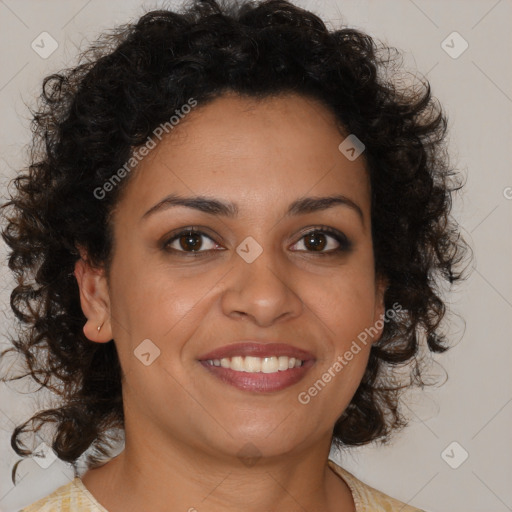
290, 227, 352, 255
163, 229, 220, 255
303, 232, 328, 251
178, 231, 203, 251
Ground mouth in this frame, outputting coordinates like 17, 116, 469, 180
197, 342, 316, 393
203, 355, 305, 372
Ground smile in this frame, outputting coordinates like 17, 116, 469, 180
204, 355, 304, 373
199, 358, 315, 393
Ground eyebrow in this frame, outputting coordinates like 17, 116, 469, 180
141, 193, 364, 223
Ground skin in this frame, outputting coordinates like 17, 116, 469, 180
74, 92, 386, 512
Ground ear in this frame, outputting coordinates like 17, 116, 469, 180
73, 250, 112, 343
371, 275, 388, 344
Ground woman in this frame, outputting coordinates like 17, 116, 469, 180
1, 0, 467, 510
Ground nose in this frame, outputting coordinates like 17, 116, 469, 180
220, 249, 304, 327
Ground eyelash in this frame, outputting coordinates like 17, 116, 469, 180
161, 225, 352, 258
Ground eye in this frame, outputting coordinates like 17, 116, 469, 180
163, 228, 222, 256
290, 227, 351, 255
162, 225, 351, 258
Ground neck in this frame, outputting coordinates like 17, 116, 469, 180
81, 428, 355, 512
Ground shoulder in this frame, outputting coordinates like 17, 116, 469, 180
19, 477, 108, 512
327, 459, 427, 512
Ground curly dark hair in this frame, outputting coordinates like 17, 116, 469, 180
1, 0, 468, 482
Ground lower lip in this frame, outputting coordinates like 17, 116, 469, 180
199, 360, 315, 393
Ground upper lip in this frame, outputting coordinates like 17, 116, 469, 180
198, 342, 316, 361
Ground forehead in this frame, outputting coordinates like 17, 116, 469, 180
116, 92, 371, 220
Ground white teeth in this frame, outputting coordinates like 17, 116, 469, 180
278, 356, 289, 371
231, 356, 244, 371
261, 356, 278, 373
245, 356, 262, 372
207, 355, 304, 373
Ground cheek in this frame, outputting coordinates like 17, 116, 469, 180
108, 256, 220, 370
295, 278, 377, 426
305, 264, 378, 393
315, 269, 378, 339
107, 263, 210, 415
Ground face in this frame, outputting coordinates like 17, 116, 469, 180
76, 92, 386, 463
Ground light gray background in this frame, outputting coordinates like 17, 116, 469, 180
0, 1, 511, 511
